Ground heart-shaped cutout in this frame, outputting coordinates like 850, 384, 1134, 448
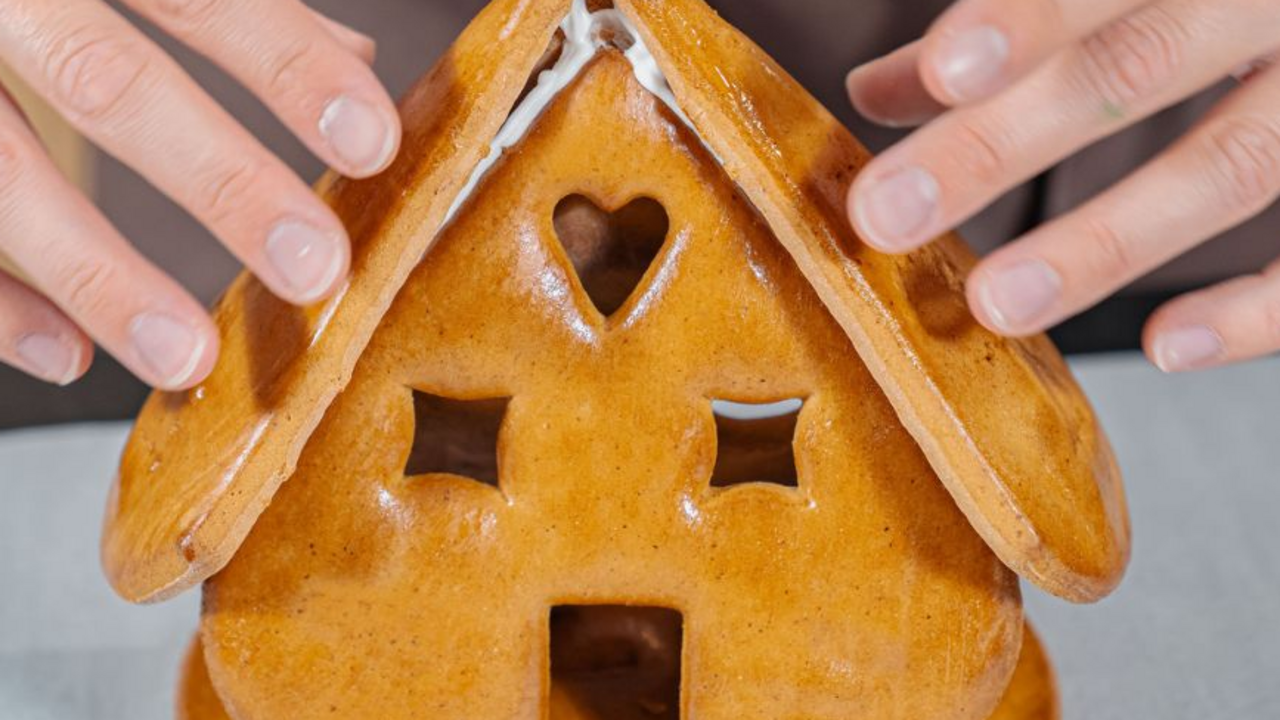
553, 194, 670, 318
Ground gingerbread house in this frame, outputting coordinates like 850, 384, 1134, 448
103, 1, 1130, 718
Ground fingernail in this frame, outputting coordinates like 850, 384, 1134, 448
129, 312, 205, 389
845, 65, 870, 96
934, 25, 1010, 102
845, 68, 923, 129
320, 96, 396, 175
975, 259, 1062, 332
853, 165, 941, 250
15, 333, 80, 386
1153, 326, 1225, 373
266, 220, 345, 303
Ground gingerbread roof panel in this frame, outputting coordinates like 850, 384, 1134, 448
616, 0, 1129, 601
101, 0, 571, 603
104, 0, 1129, 609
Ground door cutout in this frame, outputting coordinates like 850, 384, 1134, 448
553, 194, 670, 317
710, 399, 803, 488
549, 605, 683, 719
404, 390, 509, 488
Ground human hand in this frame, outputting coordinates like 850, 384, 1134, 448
846, 0, 1280, 372
0, 0, 400, 389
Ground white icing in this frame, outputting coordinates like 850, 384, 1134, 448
713, 399, 804, 420
441, 0, 710, 225
594, 8, 696, 130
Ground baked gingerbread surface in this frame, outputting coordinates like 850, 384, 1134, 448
102, 0, 570, 604
202, 53, 1019, 719
104, 0, 1128, 608
101, 0, 1129, 717
179, 621, 1059, 720
619, 0, 1128, 601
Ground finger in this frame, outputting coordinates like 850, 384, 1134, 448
1144, 268, 1280, 372
846, 41, 948, 128
918, 0, 1155, 105
0, 269, 93, 386
965, 63, 1280, 337
0, 86, 217, 390
0, 0, 351, 306
1232, 50, 1280, 83
306, 7, 377, 65
850, 0, 1280, 253
123, 0, 398, 176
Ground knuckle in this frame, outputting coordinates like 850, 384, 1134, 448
350, 35, 377, 62
1245, 285, 1280, 347
43, 24, 154, 121
1261, 296, 1280, 343
190, 158, 265, 225
945, 117, 1013, 187
1081, 216, 1139, 278
0, 124, 32, 194
1239, 0, 1280, 19
54, 257, 117, 318
1076, 6, 1187, 110
1031, 0, 1072, 39
146, 0, 225, 29
264, 38, 320, 98
1200, 116, 1280, 213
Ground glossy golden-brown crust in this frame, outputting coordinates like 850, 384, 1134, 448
101, 0, 570, 603
107, 0, 1128, 607
990, 623, 1061, 720
564, 627, 1059, 720
177, 635, 230, 720
201, 54, 1022, 720
180, 620, 1057, 720
617, 0, 1130, 602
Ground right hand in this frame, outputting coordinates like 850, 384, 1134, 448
0, 0, 401, 390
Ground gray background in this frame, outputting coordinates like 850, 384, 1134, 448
3, 355, 1279, 718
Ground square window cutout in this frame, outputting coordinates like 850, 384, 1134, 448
404, 390, 510, 488
710, 399, 803, 488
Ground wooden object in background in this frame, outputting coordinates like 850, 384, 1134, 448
0, 62, 94, 192
0, 64, 94, 284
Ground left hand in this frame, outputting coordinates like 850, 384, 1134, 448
845, 0, 1280, 372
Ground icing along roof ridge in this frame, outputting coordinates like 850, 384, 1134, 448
445, 0, 716, 226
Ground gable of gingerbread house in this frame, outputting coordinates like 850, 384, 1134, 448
197, 49, 1026, 720
103, 0, 1128, 606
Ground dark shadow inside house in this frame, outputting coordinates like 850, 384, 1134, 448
550, 605, 683, 719
553, 194, 671, 318
404, 389, 509, 488
709, 399, 803, 489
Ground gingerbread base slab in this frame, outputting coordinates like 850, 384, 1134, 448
990, 623, 1060, 720
176, 636, 229, 720
178, 621, 1059, 720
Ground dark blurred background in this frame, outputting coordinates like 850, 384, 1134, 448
2, 0, 1277, 429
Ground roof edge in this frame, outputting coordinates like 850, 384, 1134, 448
616, 0, 1130, 602
102, 0, 574, 603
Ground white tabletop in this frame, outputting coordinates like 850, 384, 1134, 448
2, 352, 1278, 719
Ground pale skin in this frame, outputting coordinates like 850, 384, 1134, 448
0, 0, 1277, 390
0, 0, 399, 389
847, 0, 1280, 373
